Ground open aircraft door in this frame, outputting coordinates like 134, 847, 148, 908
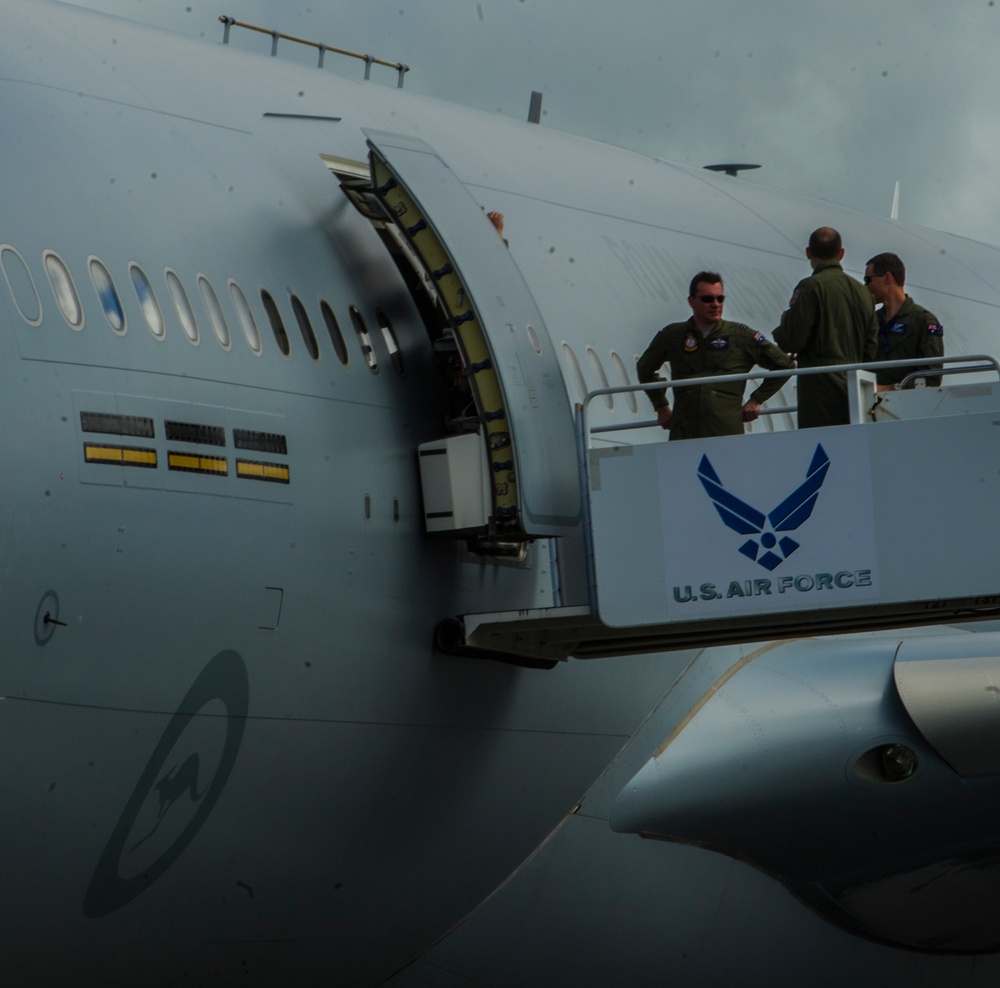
360, 130, 581, 543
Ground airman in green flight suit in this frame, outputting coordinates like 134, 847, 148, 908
637, 271, 793, 441
864, 251, 944, 389
773, 227, 878, 428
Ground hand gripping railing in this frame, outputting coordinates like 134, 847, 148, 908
219, 16, 410, 87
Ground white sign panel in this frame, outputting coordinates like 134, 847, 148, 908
655, 428, 879, 621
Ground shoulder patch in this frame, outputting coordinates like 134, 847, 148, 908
927, 323, 943, 336
753, 331, 765, 342
788, 288, 800, 307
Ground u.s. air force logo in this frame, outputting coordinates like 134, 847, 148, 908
655, 431, 879, 616
698, 444, 829, 570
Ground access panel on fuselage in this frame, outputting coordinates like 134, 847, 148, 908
363, 130, 580, 537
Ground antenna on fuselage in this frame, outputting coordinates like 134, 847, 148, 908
703, 163, 762, 178
528, 91, 542, 124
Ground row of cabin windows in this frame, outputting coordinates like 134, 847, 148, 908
561, 340, 641, 415
0, 245, 405, 377
3, 245, 644, 414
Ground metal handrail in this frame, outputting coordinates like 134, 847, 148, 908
898, 363, 983, 389
594, 404, 800, 434
219, 16, 410, 87
579, 353, 1000, 442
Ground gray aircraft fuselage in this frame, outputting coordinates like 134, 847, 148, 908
4, 2, 1000, 985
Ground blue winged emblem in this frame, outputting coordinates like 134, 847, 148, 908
697, 445, 830, 571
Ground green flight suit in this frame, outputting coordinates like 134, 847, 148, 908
773, 262, 878, 429
875, 296, 944, 387
636, 318, 793, 441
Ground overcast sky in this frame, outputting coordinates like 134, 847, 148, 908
70, 0, 1000, 245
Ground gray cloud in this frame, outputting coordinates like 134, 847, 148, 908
69, 0, 1000, 243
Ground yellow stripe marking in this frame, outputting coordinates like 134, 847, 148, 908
122, 448, 158, 467
262, 463, 289, 481
236, 460, 290, 483
168, 452, 228, 475
85, 444, 157, 467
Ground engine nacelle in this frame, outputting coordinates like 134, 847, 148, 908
611, 632, 1000, 952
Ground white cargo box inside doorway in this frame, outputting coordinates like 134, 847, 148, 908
418, 433, 492, 535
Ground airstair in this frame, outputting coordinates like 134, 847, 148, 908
325, 132, 1000, 663
445, 356, 1000, 661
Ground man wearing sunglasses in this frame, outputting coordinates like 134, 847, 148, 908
637, 271, 793, 440
773, 227, 878, 428
863, 252, 943, 390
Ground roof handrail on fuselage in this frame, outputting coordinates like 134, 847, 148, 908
218, 15, 410, 86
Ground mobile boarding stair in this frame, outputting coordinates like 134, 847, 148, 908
348, 131, 1000, 663
433, 355, 1000, 662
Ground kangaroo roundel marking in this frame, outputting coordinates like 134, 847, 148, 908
83, 649, 249, 917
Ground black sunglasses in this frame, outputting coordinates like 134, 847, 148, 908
696, 294, 725, 303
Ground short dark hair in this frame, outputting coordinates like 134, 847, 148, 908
866, 252, 905, 286
807, 227, 843, 259
689, 271, 723, 297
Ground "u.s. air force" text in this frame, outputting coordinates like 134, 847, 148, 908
673, 569, 872, 603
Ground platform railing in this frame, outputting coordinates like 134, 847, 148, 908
578, 354, 1000, 446
219, 16, 410, 87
